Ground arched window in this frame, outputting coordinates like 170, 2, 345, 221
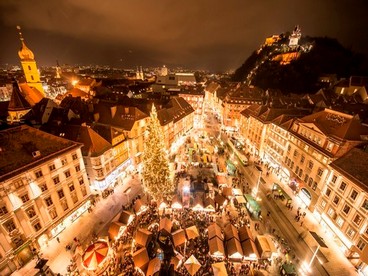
31, 75, 34, 81
28, 65, 31, 70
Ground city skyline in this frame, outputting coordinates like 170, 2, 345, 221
1, 0, 368, 72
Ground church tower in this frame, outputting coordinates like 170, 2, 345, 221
55, 60, 62, 79
17, 26, 45, 96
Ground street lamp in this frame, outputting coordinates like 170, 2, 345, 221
253, 165, 263, 199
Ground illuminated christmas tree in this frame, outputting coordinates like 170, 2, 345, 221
141, 104, 174, 202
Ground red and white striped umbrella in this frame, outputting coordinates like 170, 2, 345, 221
82, 241, 109, 270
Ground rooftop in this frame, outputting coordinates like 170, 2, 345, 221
0, 125, 81, 181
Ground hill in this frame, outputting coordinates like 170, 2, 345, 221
232, 34, 368, 94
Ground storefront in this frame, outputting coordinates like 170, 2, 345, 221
298, 188, 312, 208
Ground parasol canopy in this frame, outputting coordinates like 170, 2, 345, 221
82, 240, 110, 271
212, 262, 228, 276
184, 255, 201, 276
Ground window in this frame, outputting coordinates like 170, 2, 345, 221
20, 193, 30, 203
333, 195, 340, 205
317, 168, 323, 177
354, 214, 363, 226
295, 166, 299, 175
336, 217, 344, 227
75, 165, 80, 172
45, 197, 53, 207
81, 185, 87, 196
298, 169, 303, 178
293, 150, 298, 157
325, 188, 331, 197
362, 199, 368, 211
350, 190, 358, 201
30, 75, 34, 81
339, 182, 347, 192
61, 199, 68, 211
69, 183, 75, 192
287, 145, 291, 153
35, 170, 43, 178
346, 227, 356, 239
53, 176, 60, 185
3, 219, 16, 232
26, 207, 36, 218
304, 174, 309, 183
327, 207, 335, 218
49, 164, 56, 171
0, 206, 8, 216
327, 142, 334, 152
308, 161, 314, 170
49, 208, 57, 219
308, 178, 313, 187
290, 161, 294, 170
64, 170, 71, 178
331, 175, 337, 183
301, 155, 305, 164
79, 177, 84, 185
320, 200, 327, 209
57, 189, 65, 199
39, 183, 48, 192
28, 65, 31, 70
61, 158, 67, 166
33, 222, 42, 232
72, 153, 78, 160
357, 240, 366, 251
312, 182, 317, 191
343, 204, 351, 215
71, 192, 78, 204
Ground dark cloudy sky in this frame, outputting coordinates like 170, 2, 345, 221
1, 0, 367, 72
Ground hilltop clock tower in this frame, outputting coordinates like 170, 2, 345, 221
17, 26, 45, 96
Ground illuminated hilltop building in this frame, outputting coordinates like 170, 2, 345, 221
17, 26, 45, 98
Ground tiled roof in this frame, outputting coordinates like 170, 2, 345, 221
8, 81, 31, 111
0, 125, 81, 181
19, 83, 44, 106
330, 147, 368, 190
297, 108, 368, 141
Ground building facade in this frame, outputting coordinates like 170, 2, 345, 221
0, 126, 91, 275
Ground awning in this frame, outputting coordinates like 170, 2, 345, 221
171, 229, 186, 247
146, 257, 161, 276
133, 247, 149, 270
159, 217, 172, 235
135, 228, 153, 248
208, 223, 223, 241
208, 236, 225, 257
226, 237, 243, 259
224, 224, 239, 241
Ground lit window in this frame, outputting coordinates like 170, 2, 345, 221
35, 170, 43, 178
339, 182, 347, 191
336, 217, 344, 227
49, 208, 57, 219
61, 199, 68, 211
357, 240, 366, 251
350, 190, 358, 201
320, 200, 326, 209
346, 227, 356, 238
353, 214, 363, 226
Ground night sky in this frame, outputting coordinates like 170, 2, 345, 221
1, 0, 367, 72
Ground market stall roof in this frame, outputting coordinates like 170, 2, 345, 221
241, 239, 259, 260
159, 199, 169, 209
226, 237, 243, 259
159, 217, 172, 235
171, 229, 187, 247
208, 223, 223, 241
212, 262, 228, 276
233, 188, 243, 196
224, 224, 239, 241
238, 226, 254, 243
108, 221, 125, 240
82, 240, 110, 271
185, 225, 199, 240
215, 194, 227, 206
171, 254, 183, 270
222, 187, 233, 197
208, 236, 225, 257
192, 196, 203, 211
118, 210, 134, 225
146, 257, 161, 276
171, 195, 182, 209
216, 175, 228, 185
204, 197, 215, 211
235, 195, 246, 204
133, 247, 149, 271
135, 228, 153, 248
134, 199, 147, 214
184, 255, 201, 276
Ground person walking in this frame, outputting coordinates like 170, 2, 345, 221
56, 237, 60, 243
